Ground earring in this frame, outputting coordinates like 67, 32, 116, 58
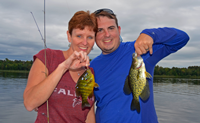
68, 43, 71, 47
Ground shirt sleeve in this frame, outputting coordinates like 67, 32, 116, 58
33, 48, 52, 70
140, 27, 190, 66
141, 27, 189, 46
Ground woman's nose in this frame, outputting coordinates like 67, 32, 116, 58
82, 38, 88, 45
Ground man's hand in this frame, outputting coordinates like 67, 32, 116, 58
134, 33, 154, 56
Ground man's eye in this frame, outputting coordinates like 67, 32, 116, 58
109, 27, 114, 30
98, 29, 102, 32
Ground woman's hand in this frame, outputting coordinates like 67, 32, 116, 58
60, 51, 90, 73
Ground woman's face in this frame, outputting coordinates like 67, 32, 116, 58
67, 26, 95, 54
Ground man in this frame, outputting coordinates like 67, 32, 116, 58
90, 8, 189, 123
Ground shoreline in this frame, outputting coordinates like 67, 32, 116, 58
0, 70, 200, 79
0, 70, 29, 73
154, 75, 200, 79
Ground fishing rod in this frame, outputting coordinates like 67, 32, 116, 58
43, 0, 50, 122
30, 0, 49, 122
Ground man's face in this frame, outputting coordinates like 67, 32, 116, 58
96, 16, 121, 54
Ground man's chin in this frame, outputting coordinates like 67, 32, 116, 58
102, 47, 114, 54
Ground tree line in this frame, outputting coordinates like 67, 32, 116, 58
0, 58, 200, 77
0, 58, 33, 71
154, 65, 200, 77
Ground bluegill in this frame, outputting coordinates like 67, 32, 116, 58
75, 68, 99, 109
123, 53, 152, 113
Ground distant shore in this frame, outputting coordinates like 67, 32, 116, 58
0, 70, 200, 79
0, 70, 29, 73
154, 75, 200, 79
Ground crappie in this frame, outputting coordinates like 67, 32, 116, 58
123, 53, 152, 113
75, 68, 99, 109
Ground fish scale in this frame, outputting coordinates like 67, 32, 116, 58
75, 69, 99, 109
124, 53, 152, 113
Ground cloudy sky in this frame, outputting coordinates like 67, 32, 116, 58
0, 0, 199, 68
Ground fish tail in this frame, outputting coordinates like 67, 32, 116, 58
131, 99, 140, 113
82, 99, 91, 109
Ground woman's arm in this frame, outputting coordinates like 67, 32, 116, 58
23, 51, 90, 111
23, 58, 68, 111
86, 104, 96, 123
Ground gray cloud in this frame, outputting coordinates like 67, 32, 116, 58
0, 0, 199, 68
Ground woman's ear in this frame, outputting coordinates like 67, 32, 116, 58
67, 31, 71, 43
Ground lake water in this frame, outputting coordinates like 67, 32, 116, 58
0, 72, 200, 123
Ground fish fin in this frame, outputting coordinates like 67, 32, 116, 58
123, 76, 132, 95
145, 71, 152, 78
88, 92, 93, 98
75, 88, 81, 98
140, 81, 150, 101
131, 99, 140, 113
82, 100, 91, 110
94, 83, 99, 88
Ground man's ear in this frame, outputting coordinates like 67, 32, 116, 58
118, 26, 121, 35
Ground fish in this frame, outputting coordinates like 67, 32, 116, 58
75, 68, 99, 109
123, 53, 152, 113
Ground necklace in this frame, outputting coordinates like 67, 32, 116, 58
77, 67, 86, 76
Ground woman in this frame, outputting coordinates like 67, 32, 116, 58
23, 10, 97, 123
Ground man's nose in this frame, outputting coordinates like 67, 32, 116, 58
104, 30, 110, 37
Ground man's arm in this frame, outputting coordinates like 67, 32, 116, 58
134, 27, 189, 56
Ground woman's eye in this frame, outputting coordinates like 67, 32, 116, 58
88, 36, 93, 39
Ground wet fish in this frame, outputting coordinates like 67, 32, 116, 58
123, 53, 152, 113
75, 68, 99, 109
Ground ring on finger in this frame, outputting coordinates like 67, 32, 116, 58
146, 48, 149, 51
